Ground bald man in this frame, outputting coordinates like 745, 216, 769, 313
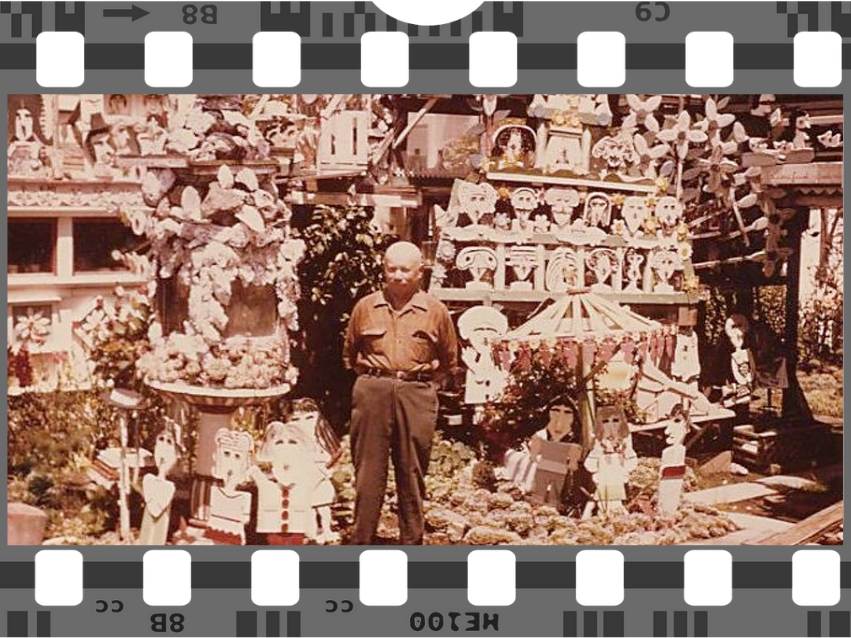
344, 241, 458, 545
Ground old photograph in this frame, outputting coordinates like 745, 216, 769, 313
7, 94, 843, 546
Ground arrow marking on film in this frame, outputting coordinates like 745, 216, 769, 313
103, 5, 150, 21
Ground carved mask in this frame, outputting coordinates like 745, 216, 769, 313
655, 196, 682, 227
622, 196, 650, 235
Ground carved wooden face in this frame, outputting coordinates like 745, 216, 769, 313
546, 404, 575, 441
622, 196, 650, 234
584, 193, 611, 227
214, 434, 252, 488
595, 406, 627, 452
14, 108, 33, 142
511, 188, 537, 216
154, 429, 179, 475
655, 196, 681, 227
665, 411, 688, 446
545, 188, 580, 226
458, 182, 497, 223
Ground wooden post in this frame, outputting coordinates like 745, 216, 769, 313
578, 350, 595, 453
781, 207, 813, 420
118, 411, 131, 543
495, 243, 506, 291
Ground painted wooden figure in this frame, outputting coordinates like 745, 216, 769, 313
205, 429, 254, 545
251, 420, 335, 545
137, 418, 182, 545
529, 401, 583, 506
582, 406, 638, 518
458, 306, 510, 405
283, 400, 341, 544
723, 315, 756, 408
657, 405, 689, 515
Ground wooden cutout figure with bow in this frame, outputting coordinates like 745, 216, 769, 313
250, 420, 332, 545
657, 404, 689, 515
458, 306, 510, 405
582, 406, 637, 518
205, 429, 253, 545
137, 417, 182, 546
530, 399, 584, 507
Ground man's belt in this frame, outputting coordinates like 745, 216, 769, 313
360, 368, 434, 382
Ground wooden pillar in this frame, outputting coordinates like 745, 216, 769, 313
781, 207, 813, 421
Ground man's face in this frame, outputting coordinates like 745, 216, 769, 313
384, 251, 422, 298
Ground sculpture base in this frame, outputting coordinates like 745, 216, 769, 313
147, 380, 291, 525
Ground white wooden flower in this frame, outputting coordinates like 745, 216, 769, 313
623, 95, 662, 133
632, 133, 669, 179
14, 309, 51, 348
656, 111, 708, 160
695, 98, 736, 146
693, 146, 738, 197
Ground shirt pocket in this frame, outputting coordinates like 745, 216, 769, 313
359, 326, 387, 354
410, 329, 438, 363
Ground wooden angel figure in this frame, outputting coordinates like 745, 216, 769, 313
649, 250, 680, 293
137, 417, 183, 546
458, 306, 510, 405
657, 404, 689, 515
582, 406, 638, 519
530, 400, 584, 506
205, 429, 254, 545
250, 420, 335, 545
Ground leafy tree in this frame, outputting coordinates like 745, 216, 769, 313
291, 205, 392, 430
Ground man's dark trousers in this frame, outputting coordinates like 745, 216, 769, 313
350, 374, 439, 545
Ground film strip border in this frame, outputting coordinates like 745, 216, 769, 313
3, 41, 851, 70
3, 610, 850, 638
3, 559, 851, 589
9, 610, 847, 638
4, 2, 851, 42
1, 552, 849, 637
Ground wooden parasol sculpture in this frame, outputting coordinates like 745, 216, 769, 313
494, 290, 665, 451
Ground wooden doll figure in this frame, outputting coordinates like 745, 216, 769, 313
582, 406, 638, 518
722, 314, 756, 409
205, 429, 254, 545
251, 420, 333, 545
657, 405, 689, 515
137, 418, 182, 545
530, 401, 583, 507
285, 400, 342, 544
457, 306, 510, 405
